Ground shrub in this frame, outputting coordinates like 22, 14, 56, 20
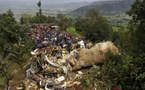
101, 51, 145, 90
66, 27, 80, 37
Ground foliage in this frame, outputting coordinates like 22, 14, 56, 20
20, 14, 56, 24
80, 65, 110, 90
112, 26, 132, 52
0, 10, 33, 87
26, 15, 56, 24
101, 52, 145, 90
127, 0, 145, 54
0, 10, 33, 60
0, 77, 5, 85
30, 15, 47, 23
20, 14, 32, 24
0, 10, 22, 58
107, 14, 131, 28
75, 9, 113, 42
100, 0, 145, 90
57, 14, 74, 31
66, 27, 80, 37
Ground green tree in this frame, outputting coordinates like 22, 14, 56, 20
57, 14, 74, 31
30, 15, 47, 23
102, 52, 145, 90
47, 16, 56, 23
66, 27, 80, 37
112, 26, 132, 52
0, 10, 20, 58
101, 1, 145, 89
30, 15, 56, 24
20, 14, 32, 24
127, 0, 145, 54
75, 9, 113, 42
0, 10, 33, 90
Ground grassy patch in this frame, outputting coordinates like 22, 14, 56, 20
0, 77, 5, 85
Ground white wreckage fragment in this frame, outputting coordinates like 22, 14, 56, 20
45, 78, 55, 90
26, 67, 36, 78
31, 49, 39, 55
61, 81, 81, 88
26, 62, 39, 78
45, 55, 68, 74
56, 76, 65, 83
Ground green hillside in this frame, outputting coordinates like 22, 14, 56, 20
69, 0, 133, 17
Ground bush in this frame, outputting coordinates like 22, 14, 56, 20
0, 77, 5, 85
101, 51, 145, 90
0, 10, 34, 88
75, 9, 113, 42
66, 27, 80, 37
80, 65, 110, 89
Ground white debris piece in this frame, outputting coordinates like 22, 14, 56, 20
56, 76, 65, 83
78, 40, 85, 48
45, 55, 68, 74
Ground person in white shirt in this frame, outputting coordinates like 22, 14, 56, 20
78, 39, 85, 48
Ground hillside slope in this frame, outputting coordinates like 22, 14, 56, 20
0, 0, 89, 15
69, 0, 133, 16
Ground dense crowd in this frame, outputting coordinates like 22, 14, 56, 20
25, 24, 87, 90
23, 24, 119, 90
27, 24, 85, 53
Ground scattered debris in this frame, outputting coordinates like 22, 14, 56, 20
17, 24, 119, 90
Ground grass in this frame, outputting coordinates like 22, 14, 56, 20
0, 77, 5, 85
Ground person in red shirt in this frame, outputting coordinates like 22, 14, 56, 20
111, 86, 119, 90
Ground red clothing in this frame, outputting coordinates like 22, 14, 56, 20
111, 87, 119, 90
72, 37, 75, 41
75, 86, 81, 90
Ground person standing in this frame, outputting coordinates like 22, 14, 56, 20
67, 40, 72, 53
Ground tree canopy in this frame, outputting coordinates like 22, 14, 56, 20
75, 9, 113, 42
101, 0, 145, 90
0, 10, 34, 89
127, 0, 145, 54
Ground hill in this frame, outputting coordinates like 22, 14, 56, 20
0, 0, 90, 15
69, 0, 133, 17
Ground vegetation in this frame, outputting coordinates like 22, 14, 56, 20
74, 0, 145, 90
0, 10, 33, 89
75, 9, 113, 42
66, 27, 80, 37
56, 14, 74, 31
0, 76, 5, 85
106, 14, 131, 28
20, 14, 32, 24
102, 52, 145, 90
20, 14, 56, 24
70, 0, 133, 17
1, 0, 145, 90
100, 0, 145, 90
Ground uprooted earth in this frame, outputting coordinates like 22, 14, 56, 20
8, 24, 119, 90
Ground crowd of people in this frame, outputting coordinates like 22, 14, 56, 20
25, 24, 87, 90
24, 24, 119, 90
27, 24, 86, 53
